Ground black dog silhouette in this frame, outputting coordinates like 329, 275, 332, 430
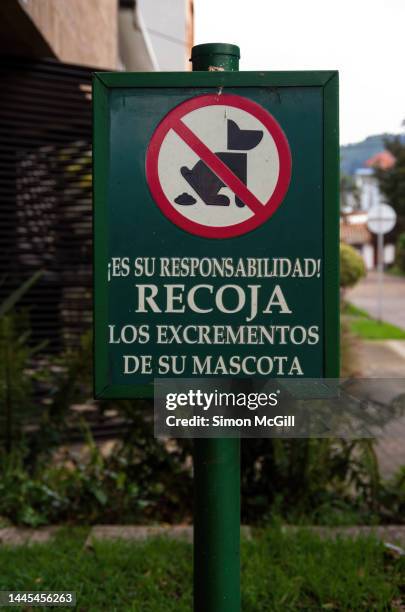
176, 119, 263, 208
227, 119, 263, 150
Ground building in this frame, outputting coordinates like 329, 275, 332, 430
355, 150, 395, 212
0, 0, 193, 71
340, 212, 374, 270
0, 0, 194, 351
342, 151, 396, 270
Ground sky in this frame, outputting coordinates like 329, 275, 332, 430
194, 0, 405, 145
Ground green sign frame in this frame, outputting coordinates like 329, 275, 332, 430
93, 71, 339, 399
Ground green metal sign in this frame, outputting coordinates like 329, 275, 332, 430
93, 70, 339, 399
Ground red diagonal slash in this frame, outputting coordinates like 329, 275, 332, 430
172, 120, 264, 215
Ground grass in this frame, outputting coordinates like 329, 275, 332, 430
386, 266, 405, 278
0, 528, 403, 611
342, 302, 405, 340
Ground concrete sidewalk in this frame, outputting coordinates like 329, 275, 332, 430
1, 525, 405, 548
347, 271, 405, 329
347, 273, 405, 476
355, 339, 405, 478
356, 339, 405, 378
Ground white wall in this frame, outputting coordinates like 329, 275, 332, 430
138, 0, 190, 70
362, 244, 374, 270
355, 171, 386, 212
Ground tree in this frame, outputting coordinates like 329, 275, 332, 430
374, 134, 405, 222
340, 174, 360, 211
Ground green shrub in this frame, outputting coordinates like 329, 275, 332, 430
1, 427, 405, 527
241, 437, 384, 525
0, 313, 33, 452
340, 242, 366, 288
1, 316, 404, 528
395, 232, 405, 273
0, 429, 193, 526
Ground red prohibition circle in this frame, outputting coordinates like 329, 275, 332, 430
145, 93, 292, 239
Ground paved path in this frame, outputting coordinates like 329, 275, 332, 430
355, 339, 405, 478
347, 273, 405, 476
356, 340, 405, 379
347, 271, 405, 329
1, 525, 405, 548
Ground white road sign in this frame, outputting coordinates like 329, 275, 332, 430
367, 203, 397, 235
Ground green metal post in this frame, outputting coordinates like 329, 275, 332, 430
192, 43, 241, 612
